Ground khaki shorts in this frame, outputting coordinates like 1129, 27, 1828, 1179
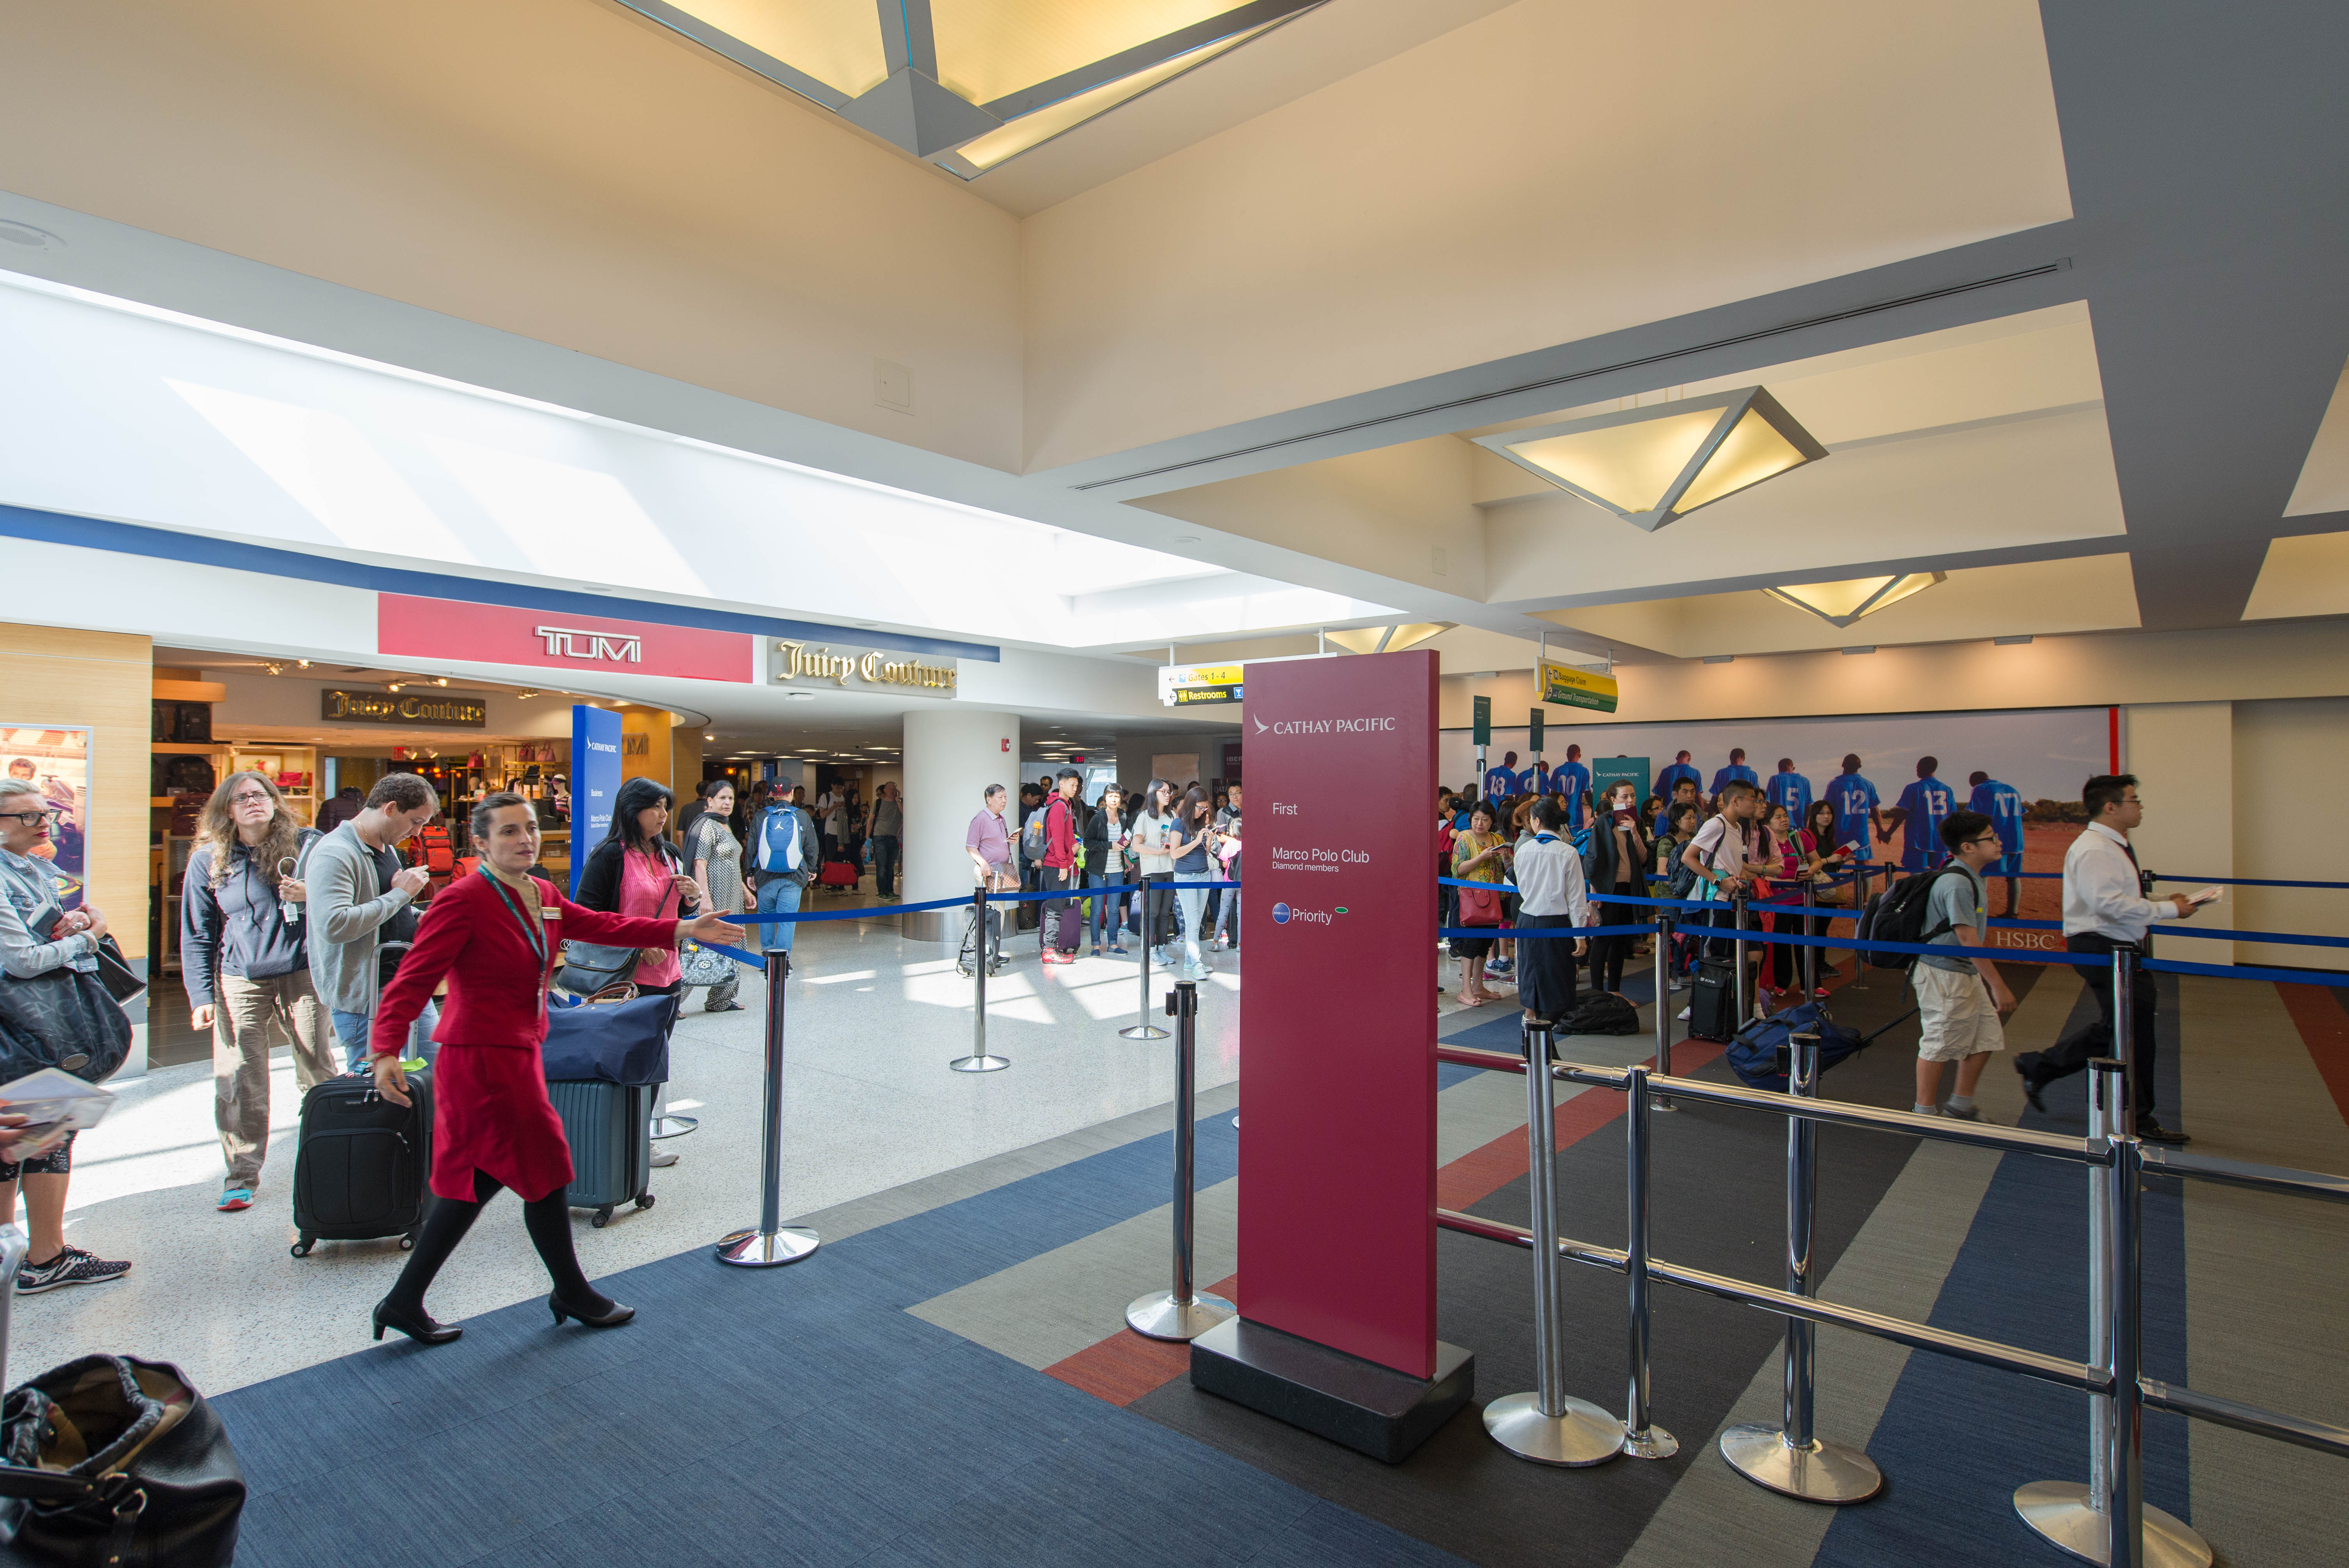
1912, 962, 2005, 1062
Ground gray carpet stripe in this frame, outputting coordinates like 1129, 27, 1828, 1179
1619, 964, 2082, 1568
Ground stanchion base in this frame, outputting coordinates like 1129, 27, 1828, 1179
1118, 1024, 1170, 1041
1126, 1290, 1235, 1342
2011, 1482, 2212, 1568
1719, 1424, 1882, 1502
714, 1226, 820, 1268
651, 1115, 698, 1139
1622, 1424, 1680, 1460
949, 1053, 1011, 1073
1483, 1392, 1625, 1467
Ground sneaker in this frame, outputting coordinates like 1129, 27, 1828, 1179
1213, 934, 1229, 951
1818, 963, 1842, 979
16, 1245, 131, 1294
1812, 985, 1830, 999
1676, 1006, 1691, 1022
1668, 977, 1686, 993
1940, 1105, 1983, 1122
216, 1187, 255, 1212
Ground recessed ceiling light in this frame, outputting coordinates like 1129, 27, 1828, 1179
1840, 646, 1877, 656
0, 220, 64, 252
1702, 655, 1735, 665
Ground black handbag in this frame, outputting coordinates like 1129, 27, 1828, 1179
556, 940, 640, 998
0, 957, 131, 1084
0, 1356, 246, 1568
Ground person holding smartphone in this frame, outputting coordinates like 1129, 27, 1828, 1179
1083, 786, 1132, 957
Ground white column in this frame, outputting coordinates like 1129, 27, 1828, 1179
902, 708, 1019, 942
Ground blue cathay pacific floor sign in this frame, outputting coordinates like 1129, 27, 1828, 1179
570, 704, 622, 898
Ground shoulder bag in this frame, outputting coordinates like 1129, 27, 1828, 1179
1456, 880, 1505, 927
0, 918, 132, 1084
0, 1355, 246, 1568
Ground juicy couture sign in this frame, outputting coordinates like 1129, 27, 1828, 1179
770, 639, 957, 698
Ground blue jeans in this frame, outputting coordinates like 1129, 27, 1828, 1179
1090, 872, 1130, 948
331, 1000, 440, 1074
1213, 862, 1239, 940
755, 875, 803, 951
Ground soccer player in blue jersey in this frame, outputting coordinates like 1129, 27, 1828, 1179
1709, 748, 1758, 798
1894, 757, 1957, 873
1766, 758, 1812, 820
1483, 751, 1519, 805
1656, 751, 1699, 805
1968, 769, 2026, 915
1828, 755, 1881, 868
1551, 745, 1592, 828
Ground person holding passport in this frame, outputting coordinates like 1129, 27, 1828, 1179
2014, 774, 2201, 1143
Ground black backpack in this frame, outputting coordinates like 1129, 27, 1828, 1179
1559, 991, 1641, 1036
1854, 868, 1961, 971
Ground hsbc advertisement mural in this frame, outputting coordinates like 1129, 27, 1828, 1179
1238, 650, 1439, 1378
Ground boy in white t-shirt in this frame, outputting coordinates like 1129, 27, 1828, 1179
1680, 780, 1764, 1013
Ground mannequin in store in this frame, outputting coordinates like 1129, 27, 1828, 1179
363, 792, 742, 1345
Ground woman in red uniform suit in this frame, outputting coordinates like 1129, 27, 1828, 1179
367, 791, 744, 1345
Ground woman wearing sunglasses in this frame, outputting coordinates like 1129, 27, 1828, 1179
182, 770, 339, 1214
0, 776, 132, 1292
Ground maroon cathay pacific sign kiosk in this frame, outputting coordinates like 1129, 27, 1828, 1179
1190, 649, 1473, 1461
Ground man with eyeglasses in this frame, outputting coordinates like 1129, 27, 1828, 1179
299, 773, 440, 1074
2015, 773, 2200, 1144
1908, 811, 2018, 1119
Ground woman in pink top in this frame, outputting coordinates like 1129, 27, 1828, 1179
571, 778, 699, 998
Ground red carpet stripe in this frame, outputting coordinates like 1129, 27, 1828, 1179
1044, 1037, 1725, 1408
2274, 982, 2349, 1129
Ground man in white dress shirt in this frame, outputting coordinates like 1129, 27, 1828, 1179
2014, 774, 2199, 1143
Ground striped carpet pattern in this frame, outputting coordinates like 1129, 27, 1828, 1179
207, 960, 2349, 1566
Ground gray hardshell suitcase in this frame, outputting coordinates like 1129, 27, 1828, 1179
546, 1079, 654, 1228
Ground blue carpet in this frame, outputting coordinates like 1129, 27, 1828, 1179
212, 1110, 1463, 1568
1814, 977, 2195, 1565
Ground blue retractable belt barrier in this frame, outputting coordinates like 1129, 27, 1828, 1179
2150, 874, 2349, 889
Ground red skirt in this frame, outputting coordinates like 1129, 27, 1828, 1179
429, 1041, 572, 1202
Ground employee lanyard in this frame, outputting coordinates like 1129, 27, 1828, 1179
483, 870, 548, 972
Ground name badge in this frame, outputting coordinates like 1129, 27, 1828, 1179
541, 906, 561, 920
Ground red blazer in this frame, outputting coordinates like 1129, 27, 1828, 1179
371, 870, 679, 1058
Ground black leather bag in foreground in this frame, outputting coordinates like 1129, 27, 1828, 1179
0, 1356, 245, 1567
0, 962, 131, 1085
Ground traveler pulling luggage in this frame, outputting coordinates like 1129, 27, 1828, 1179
817, 859, 859, 891
290, 1069, 433, 1256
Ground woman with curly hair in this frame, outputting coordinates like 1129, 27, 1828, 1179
181, 770, 337, 1213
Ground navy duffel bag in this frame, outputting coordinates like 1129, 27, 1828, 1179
541, 990, 679, 1086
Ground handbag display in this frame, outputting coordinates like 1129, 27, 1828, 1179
0, 1356, 246, 1568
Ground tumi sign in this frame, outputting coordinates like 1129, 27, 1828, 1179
376, 595, 754, 682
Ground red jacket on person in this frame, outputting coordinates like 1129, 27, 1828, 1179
372, 868, 679, 1200
1042, 795, 1077, 870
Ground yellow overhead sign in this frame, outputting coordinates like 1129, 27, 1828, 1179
1158, 663, 1247, 706
1540, 661, 1618, 713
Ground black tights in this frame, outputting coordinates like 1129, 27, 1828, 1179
383, 1169, 606, 1314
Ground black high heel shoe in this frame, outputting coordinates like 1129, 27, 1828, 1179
547, 1291, 634, 1329
372, 1298, 462, 1345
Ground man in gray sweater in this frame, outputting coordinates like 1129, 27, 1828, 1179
297, 773, 438, 1071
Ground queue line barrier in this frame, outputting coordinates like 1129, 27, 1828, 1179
1432, 994, 2349, 1562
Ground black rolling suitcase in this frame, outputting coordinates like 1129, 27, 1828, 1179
290, 1072, 432, 1257
545, 1080, 654, 1228
1688, 959, 1741, 1041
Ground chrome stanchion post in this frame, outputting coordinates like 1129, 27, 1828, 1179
1485, 1018, 1624, 1466
716, 950, 819, 1267
1721, 1029, 1882, 1501
0, 1222, 26, 1388
1127, 981, 1234, 1341
1621, 1063, 1677, 1459
1120, 878, 1169, 1041
952, 888, 1010, 1073
2014, 1060, 2209, 1566
1849, 864, 1870, 992
2107, 1087, 2146, 1568
1651, 915, 1677, 1112
2112, 943, 2141, 1137
1731, 889, 1751, 1022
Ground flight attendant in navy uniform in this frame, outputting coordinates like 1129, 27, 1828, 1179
367, 791, 745, 1345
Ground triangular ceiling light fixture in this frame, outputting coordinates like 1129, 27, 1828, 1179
1763, 572, 1946, 629
1323, 623, 1449, 655
1472, 387, 1826, 532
